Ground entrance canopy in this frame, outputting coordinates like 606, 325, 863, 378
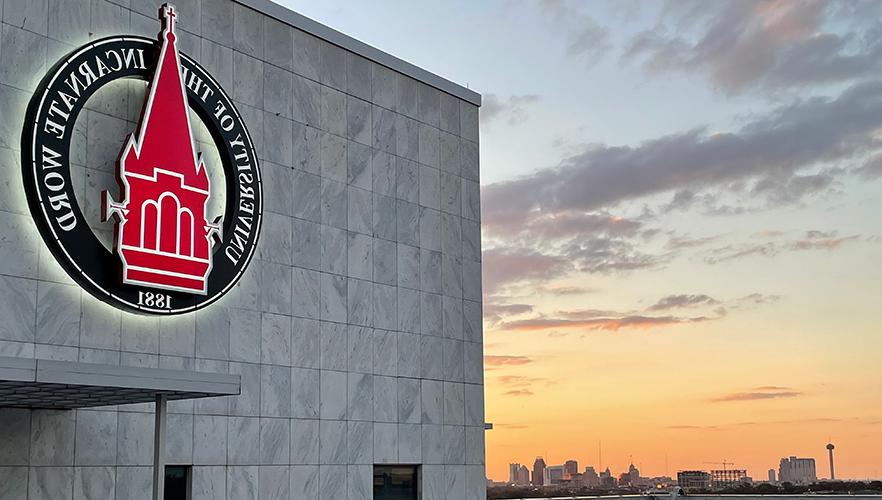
0, 356, 240, 409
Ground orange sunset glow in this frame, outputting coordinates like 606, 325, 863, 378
482, 241, 882, 481
476, 0, 882, 481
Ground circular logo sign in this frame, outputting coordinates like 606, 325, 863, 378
21, 6, 262, 315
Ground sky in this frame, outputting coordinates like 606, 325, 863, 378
276, 0, 882, 482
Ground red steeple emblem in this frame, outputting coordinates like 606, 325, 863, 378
103, 4, 220, 295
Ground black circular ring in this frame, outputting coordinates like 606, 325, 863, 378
21, 36, 262, 315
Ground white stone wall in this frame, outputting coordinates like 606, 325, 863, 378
0, 0, 484, 498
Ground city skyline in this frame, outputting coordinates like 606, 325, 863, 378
497, 442, 856, 483
500, 446, 850, 484
279, 0, 882, 483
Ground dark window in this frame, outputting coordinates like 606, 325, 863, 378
165, 465, 191, 500
374, 465, 419, 500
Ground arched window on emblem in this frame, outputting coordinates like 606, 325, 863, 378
179, 208, 194, 256
158, 193, 182, 254
141, 200, 160, 251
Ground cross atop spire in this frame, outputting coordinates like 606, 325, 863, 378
105, 0, 205, 186
160, 3, 177, 43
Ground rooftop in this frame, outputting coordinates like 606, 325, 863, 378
236, 0, 482, 106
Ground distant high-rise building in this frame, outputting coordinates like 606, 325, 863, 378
711, 469, 748, 488
600, 467, 617, 488
678, 470, 712, 490
827, 443, 835, 480
509, 463, 531, 485
533, 457, 547, 486
518, 465, 530, 485
768, 469, 776, 483
628, 463, 641, 486
509, 463, 521, 484
565, 460, 579, 478
545, 465, 565, 485
779, 456, 817, 485
584, 466, 600, 487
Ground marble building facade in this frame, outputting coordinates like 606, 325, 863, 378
0, 0, 484, 498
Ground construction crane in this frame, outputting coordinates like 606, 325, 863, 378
704, 460, 735, 471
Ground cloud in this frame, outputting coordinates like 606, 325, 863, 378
556, 308, 628, 319
664, 417, 848, 430
752, 385, 794, 391
750, 170, 841, 207
647, 292, 781, 317
790, 233, 860, 250
482, 214, 666, 293
754, 230, 786, 239
485, 303, 533, 317
735, 293, 782, 307
482, 247, 569, 295
484, 303, 534, 325
564, 234, 670, 274
664, 424, 718, 430
483, 81, 882, 245
481, 94, 540, 126
855, 153, 882, 179
662, 190, 701, 213
705, 230, 861, 263
665, 233, 725, 250
711, 386, 802, 402
622, 0, 882, 93
500, 314, 713, 332
496, 375, 554, 391
542, 0, 611, 67
649, 294, 720, 311
704, 243, 778, 263
493, 289, 781, 334
480, 82, 879, 300
497, 375, 541, 387
735, 416, 871, 426
804, 230, 837, 239
484, 355, 534, 367
537, 285, 597, 296
503, 389, 535, 397
488, 212, 642, 241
